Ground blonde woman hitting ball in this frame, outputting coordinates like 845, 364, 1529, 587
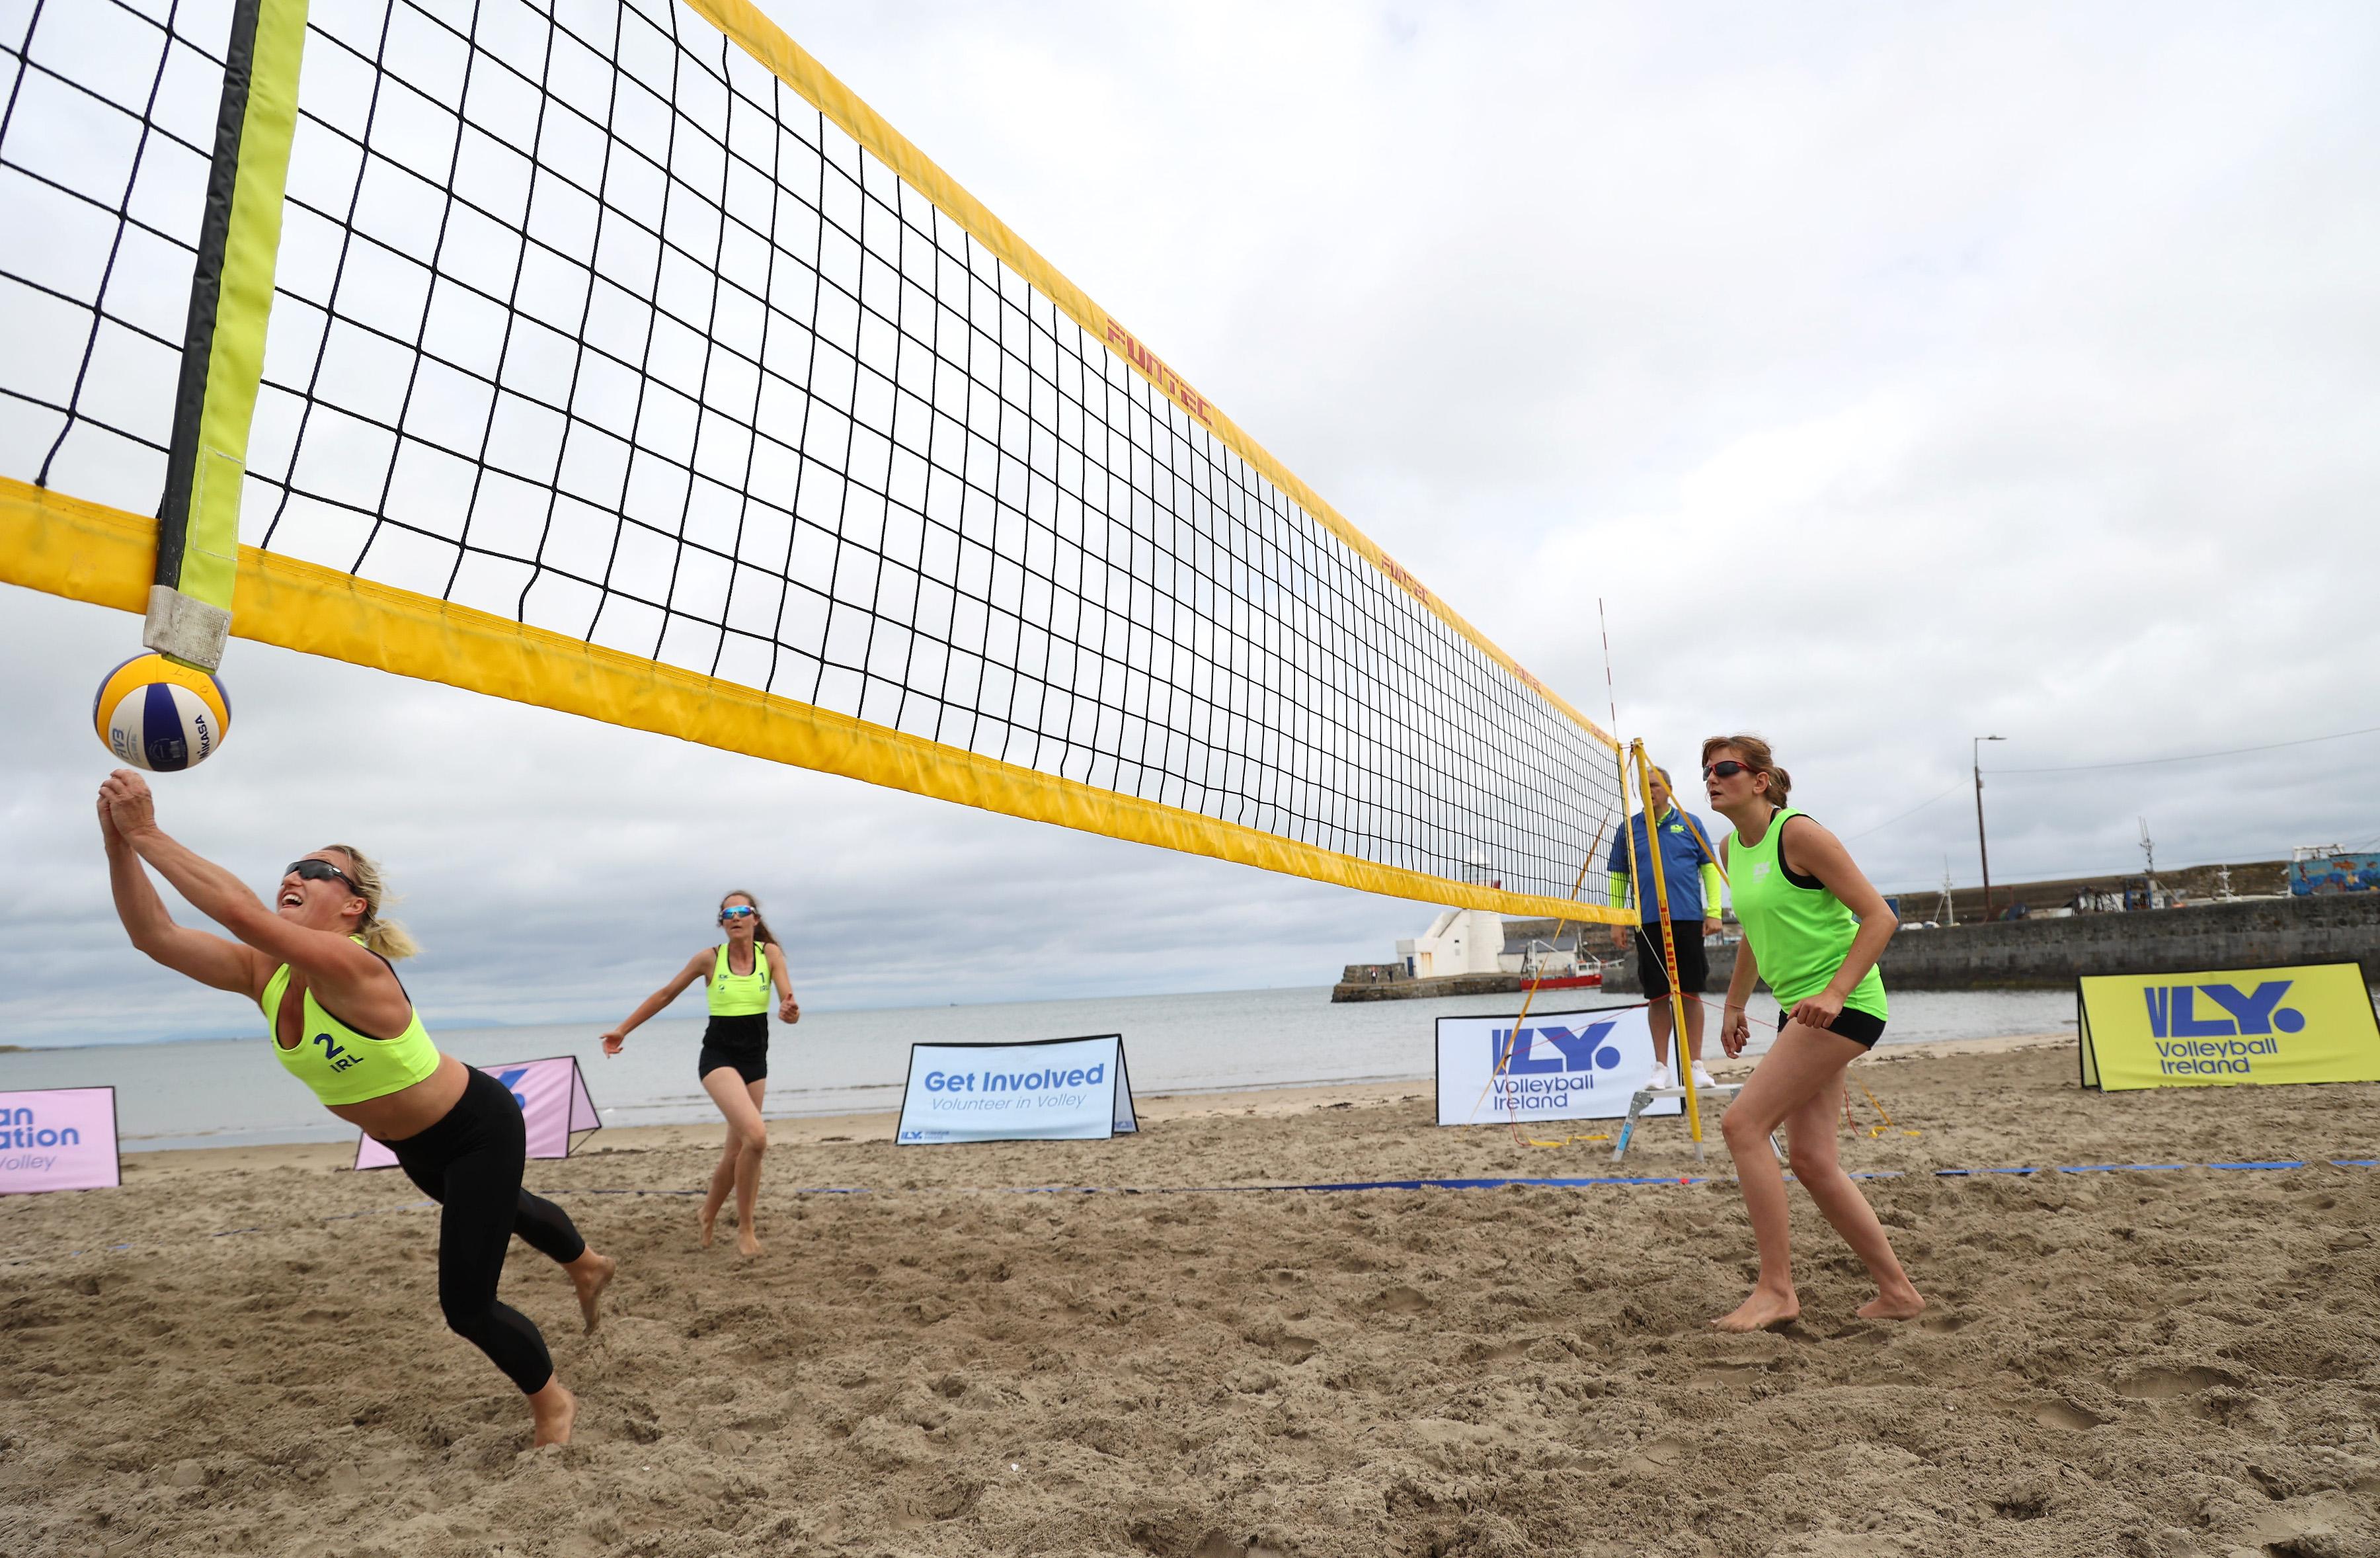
601, 892, 798, 1254
1702, 735, 1924, 1332
97, 771, 614, 1448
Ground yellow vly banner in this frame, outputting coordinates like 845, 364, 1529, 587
2079, 962, 2380, 1091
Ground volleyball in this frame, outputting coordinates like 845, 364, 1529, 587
93, 653, 231, 772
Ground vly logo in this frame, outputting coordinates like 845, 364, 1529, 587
1493, 1022, 1624, 1075
2142, 981, 2305, 1039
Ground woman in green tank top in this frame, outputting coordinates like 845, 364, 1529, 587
97, 770, 615, 1447
600, 890, 799, 1256
1700, 736, 1925, 1333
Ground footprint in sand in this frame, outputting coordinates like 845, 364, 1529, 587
2032, 1401, 2107, 1430
2116, 1366, 2237, 1401
1624, 1436, 1690, 1477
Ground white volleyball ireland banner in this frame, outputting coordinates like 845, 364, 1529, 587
896, 1034, 1138, 1143
1435, 1006, 1681, 1127
354, 1056, 602, 1170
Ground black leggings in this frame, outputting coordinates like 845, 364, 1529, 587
385, 1066, 587, 1394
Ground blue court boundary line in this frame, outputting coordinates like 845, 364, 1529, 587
15, 1159, 2375, 1262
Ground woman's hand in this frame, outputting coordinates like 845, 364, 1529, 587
1786, 991, 1844, 1033
99, 769, 158, 840
779, 995, 800, 1025
600, 1029, 627, 1057
1721, 1004, 1751, 1058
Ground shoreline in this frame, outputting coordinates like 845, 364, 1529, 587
108, 1030, 2077, 1179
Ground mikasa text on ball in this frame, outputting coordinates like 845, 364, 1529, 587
94, 653, 232, 772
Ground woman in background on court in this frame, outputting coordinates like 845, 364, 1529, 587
1701, 735, 1925, 1332
600, 891, 798, 1255
97, 770, 614, 1448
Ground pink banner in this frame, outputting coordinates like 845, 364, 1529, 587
354, 1056, 601, 1170
0, 1087, 121, 1194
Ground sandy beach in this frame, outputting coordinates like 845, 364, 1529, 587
5, 1032, 2378, 1557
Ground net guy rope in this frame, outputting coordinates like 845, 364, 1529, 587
2, 0, 1624, 918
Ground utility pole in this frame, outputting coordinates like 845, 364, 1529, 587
2139, 818, 2158, 909
1973, 735, 2006, 921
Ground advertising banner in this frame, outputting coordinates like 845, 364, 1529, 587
2079, 962, 2380, 1091
1435, 1005, 1679, 1126
0, 1086, 120, 1194
896, 1034, 1137, 1143
355, 1055, 602, 1169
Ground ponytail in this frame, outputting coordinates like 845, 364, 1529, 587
1698, 735, 1792, 805
323, 844, 420, 960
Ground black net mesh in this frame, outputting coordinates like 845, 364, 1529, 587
2, 0, 1622, 903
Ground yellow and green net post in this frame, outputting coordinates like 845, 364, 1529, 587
143, 0, 308, 671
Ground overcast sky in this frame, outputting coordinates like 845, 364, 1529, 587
5, 0, 2377, 1046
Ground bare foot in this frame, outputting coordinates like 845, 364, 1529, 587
568, 1250, 615, 1334
736, 1229, 762, 1258
1857, 1287, 1926, 1321
528, 1380, 576, 1448
697, 1206, 717, 1249
1710, 1288, 1800, 1332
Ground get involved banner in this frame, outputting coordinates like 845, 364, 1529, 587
896, 1034, 1138, 1143
2079, 962, 2380, 1091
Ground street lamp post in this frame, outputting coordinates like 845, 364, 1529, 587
1973, 735, 2006, 921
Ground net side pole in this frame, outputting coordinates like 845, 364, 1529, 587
145, 0, 308, 670
1631, 739, 1702, 1159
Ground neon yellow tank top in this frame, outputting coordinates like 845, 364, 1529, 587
708, 942, 771, 1016
261, 938, 442, 1106
1727, 807, 1888, 1020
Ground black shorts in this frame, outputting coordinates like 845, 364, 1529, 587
698, 1014, 768, 1085
699, 1046, 766, 1085
1778, 1006, 1887, 1049
1633, 922, 1708, 999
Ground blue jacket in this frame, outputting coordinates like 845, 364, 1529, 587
1606, 804, 1719, 921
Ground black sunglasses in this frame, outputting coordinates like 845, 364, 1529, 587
1702, 760, 1752, 780
284, 858, 356, 889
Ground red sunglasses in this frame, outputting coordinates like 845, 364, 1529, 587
1702, 760, 1752, 780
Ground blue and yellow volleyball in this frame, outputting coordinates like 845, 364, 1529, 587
93, 653, 231, 772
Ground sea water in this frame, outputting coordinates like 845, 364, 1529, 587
0, 985, 2082, 1152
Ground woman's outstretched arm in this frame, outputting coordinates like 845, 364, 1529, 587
100, 771, 393, 1012
1716, 838, 1763, 1055
766, 941, 799, 1024
601, 951, 710, 1053
100, 787, 262, 996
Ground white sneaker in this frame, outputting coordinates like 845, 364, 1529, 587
1690, 1064, 1718, 1090
1645, 1063, 1675, 1092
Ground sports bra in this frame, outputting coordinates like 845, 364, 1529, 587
261, 937, 442, 1106
707, 942, 772, 1016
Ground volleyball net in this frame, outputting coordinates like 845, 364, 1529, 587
1, 0, 1627, 919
